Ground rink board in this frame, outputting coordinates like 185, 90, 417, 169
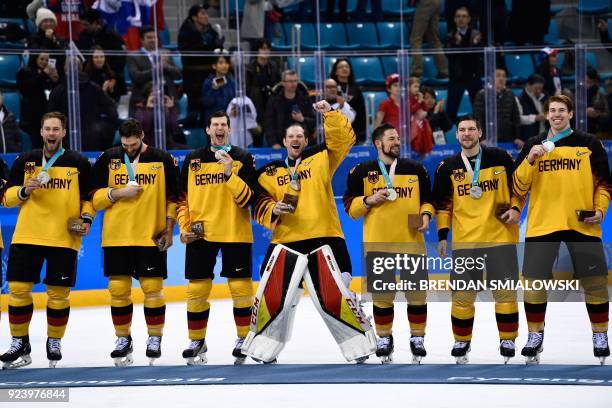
1, 364, 612, 388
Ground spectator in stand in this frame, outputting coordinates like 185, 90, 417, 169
410, 0, 448, 79
408, 76, 434, 155
597, 19, 612, 55
473, 67, 521, 147
374, 73, 401, 130
330, 58, 367, 143
178, 4, 224, 127
324, 78, 355, 123
586, 67, 610, 137
27, 8, 66, 74
508, 0, 550, 45
134, 83, 186, 149
516, 74, 547, 143
16, 52, 60, 149
27, 0, 86, 41
603, 78, 612, 138
245, 39, 281, 147
127, 26, 182, 115
0, 91, 22, 153
446, 6, 483, 121
264, 70, 315, 148
422, 86, 452, 141
201, 53, 235, 129
536, 47, 562, 97
84, 46, 122, 102
77, 8, 127, 99
47, 58, 118, 151
226, 96, 259, 149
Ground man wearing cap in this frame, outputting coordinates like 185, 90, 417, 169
0, 112, 94, 369
433, 115, 521, 364
513, 94, 611, 365
374, 74, 401, 130
536, 47, 562, 97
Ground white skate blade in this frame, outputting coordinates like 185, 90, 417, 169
379, 354, 393, 364
599, 356, 607, 365
113, 353, 134, 367
504, 356, 510, 364
148, 357, 158, 366
2, 354, 32, 370
455, 355, 469, 365
185, 353, 207, 366
412, 355, 422, 365
234, 356, 246, 365
48, 360, 59, 368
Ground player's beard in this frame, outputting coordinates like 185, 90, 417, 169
126, 141, 143, 159
382, 142, 400, 159
459, 137, 479, 151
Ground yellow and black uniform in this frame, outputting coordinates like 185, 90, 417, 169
433, 146, 519, 342
0, 158, 9, 289
513, 130, 611, 333
343, 158, 433, 337
2, 149, 93, 339
90, 145, 179, 338
177, 145, 256, 341
253, 110, 355, 273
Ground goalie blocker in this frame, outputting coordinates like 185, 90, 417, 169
242, 244, 377, 363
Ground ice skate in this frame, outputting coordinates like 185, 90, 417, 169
500, 339, 516, 364
111, 335, 134, 367
46, 337, 62, 368
232, 337, 247, 365
410, 336, 426, 364
375, 335, 394, 364
593, 332, 610, 365
146, 336, 162, 366
521, 331, 544, 365
0, 336, 32, 369
451, 341, 471, 364
183, 339, 207, 365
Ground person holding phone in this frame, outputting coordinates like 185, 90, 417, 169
323, 78, 355, 123
513, 95, 611, 365
201, 54, 235, 128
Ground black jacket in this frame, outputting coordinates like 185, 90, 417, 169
447, 28, 483, 82
16, 65, 57, 146
473, 88, 520, 142
264, 91, 315, 146
77, 26, 126, 80
0, 105, 21, 153
178, 19, 223, 72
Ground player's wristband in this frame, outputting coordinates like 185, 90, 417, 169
18, 186, 30, 200
108, 188, 117, 203
363, 196, 371, 210
438, 228, 449, 241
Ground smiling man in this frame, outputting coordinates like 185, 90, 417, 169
343, 124, 434, 364
0, 112, 94, 369
177, 111, 257, 365
433, 115, 521, 364
89, 119, 179, 367
513, 95, 611, 365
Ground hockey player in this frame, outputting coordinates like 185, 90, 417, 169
343, 124, 433, 364
513, 95, 611, 365
90, 119, 179, 366
177, 111, 256, 365
0, 158, 9, 332
247, 100, 376, 363
0, 112, 94, 369
433, 115, 521, 364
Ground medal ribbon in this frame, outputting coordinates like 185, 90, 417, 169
212, 144, 232, 153
377, 158, 398, 190
460, 147, 482, 188
41, 147, 65, 172
546, 127, 573, 144
123, 144, 144, 183
285, 157, 302, 184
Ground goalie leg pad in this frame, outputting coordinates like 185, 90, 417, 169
304, 245, 377, 362
242, 244, 308, 363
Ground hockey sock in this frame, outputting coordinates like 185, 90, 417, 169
8, 281, 34, 337
47, 285, 70, 339
109, 276, 133, 337
524, 281, 547, 332
406, 290, 427, 336
141, 277, 165, 337
373, 301, 394, 337
451, 290, 476, 341
187, 279, 212, 340
493, 290, 518, 340
228, 278, 253, 338
582, 276, 609, 333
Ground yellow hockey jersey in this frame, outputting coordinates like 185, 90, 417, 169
513, 130, 611, 238
2, 149, 94, 251
177, 145, 256, 243
433, 146, 519, 245
343, 158, 434, 244
0, 158, 9, 249
253, 110, 355, 244
90, 146, 179, 247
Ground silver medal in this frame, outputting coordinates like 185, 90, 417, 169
387, 188, 398, 201
542, 140, 555, 153
215, 150, 228, 160
290, 179, 301, 191
127, 180, 139, 187
37, 171, 50, 185
469, 185, 483, 199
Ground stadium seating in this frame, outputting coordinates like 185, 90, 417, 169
381, 0, 415, 17
351, 57, 385, 85
2, 91, 20, 122
458, 90, 472, 117
0, 54, 21, 86
177, 94, 188, 121
184, 127, 206, 148
576, 0, 610, 14
317, 23, 359, 50
346, 23, 382, 49
376, 22, 410, 48
423, 55, 449, 85
282, 23, 318, 49
505, 53, 535, 83
543, 20, 561, 45
381, 56, 399, 77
